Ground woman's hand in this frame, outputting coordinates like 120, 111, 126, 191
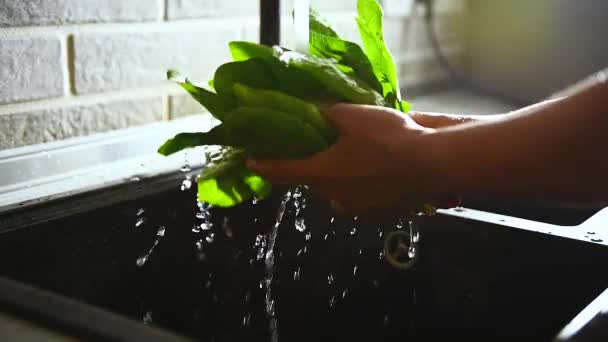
247, 103, 439, 219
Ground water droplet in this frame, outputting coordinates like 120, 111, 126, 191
588, 231, 596, 235
413, 231, 420, 243
156, 226, 166, 237
383, 314, 389, 326
293, 267, 301, 281
266, 299, 275, 316
378, 250, 385, 259
181, 178, 192, 191
192, 225, 201, 233
180, 165, 192, 172
245, 291, 251, 302
353, 265, 358, 276
373, 280, 380, 287
295, 218, 306, 232
143, 311, 153, 324
297, 248, 304, 256
358, 248, 363, 255
328, 296, 336, 308
305, 231, 311, 240
330, 217, 335, 224
323, 233, 329, 240
378, 230, 384, 238
135, 217, 146, 228
408, 246, 416, 259
196, 239, 204, 251
396, 219, 403, 229
591, 238, 603, 243
136, 208, 145, 216
242, 314, 251, 327
209, 150, 223, 161
259, 281, 264, 289
200, 222, 213, 231
205, 280, 212, 288
205, 233, 215, 243
342, 289, 349, 299
327, 273, 335, 285
136, 256, 147, 267
196, 211, 208, 220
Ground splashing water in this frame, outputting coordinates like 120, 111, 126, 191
242, 314, 251, 327
328, 295, 336, 308
294, 218, 306, 232
136, 239, 159, 267
181, 177, 193, 191
205, 232, 215, 243
264, 190, 293, 342
135, 217, 146, 228
292, 187, 307, 233
136, 225, 167, 267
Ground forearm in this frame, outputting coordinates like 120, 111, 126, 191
418, 76, 608, 202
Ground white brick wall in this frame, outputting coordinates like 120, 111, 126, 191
0, 0, 159, 26
0, 0, 467, 150
0, 37, 63, 104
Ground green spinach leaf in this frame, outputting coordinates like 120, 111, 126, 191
355, 0, 400, 107
158, 125, 227, 156
167, 69, 234, 120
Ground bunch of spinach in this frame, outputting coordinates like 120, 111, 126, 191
158, 0, 412, 207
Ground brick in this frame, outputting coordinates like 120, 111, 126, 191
0, 37, 63, 104
0, 98, 163, 149
167, 0, 258, 20
0, 0, 158, 27
73, 28, 239, 94
282, 0, 357, 13
170, 94, 207, 118
166, 0, 353, 20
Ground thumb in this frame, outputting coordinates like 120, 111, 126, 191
321, 103, 377, 134
246, 148, 334, 184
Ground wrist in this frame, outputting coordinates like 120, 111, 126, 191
409, 128, 462, 206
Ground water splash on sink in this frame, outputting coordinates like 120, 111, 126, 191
264, 189, 293, 342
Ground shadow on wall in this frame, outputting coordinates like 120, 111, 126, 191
465, 0, 608, 104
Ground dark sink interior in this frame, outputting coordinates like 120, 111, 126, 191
0, 176, 607, 342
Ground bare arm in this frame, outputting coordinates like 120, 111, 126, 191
249, 70, 608, 216
418, 74, 608, 202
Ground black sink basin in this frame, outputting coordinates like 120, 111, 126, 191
0, 174, 607, 342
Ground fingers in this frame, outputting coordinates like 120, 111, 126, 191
323, 103, 406, 133
246, 146, 337, 184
